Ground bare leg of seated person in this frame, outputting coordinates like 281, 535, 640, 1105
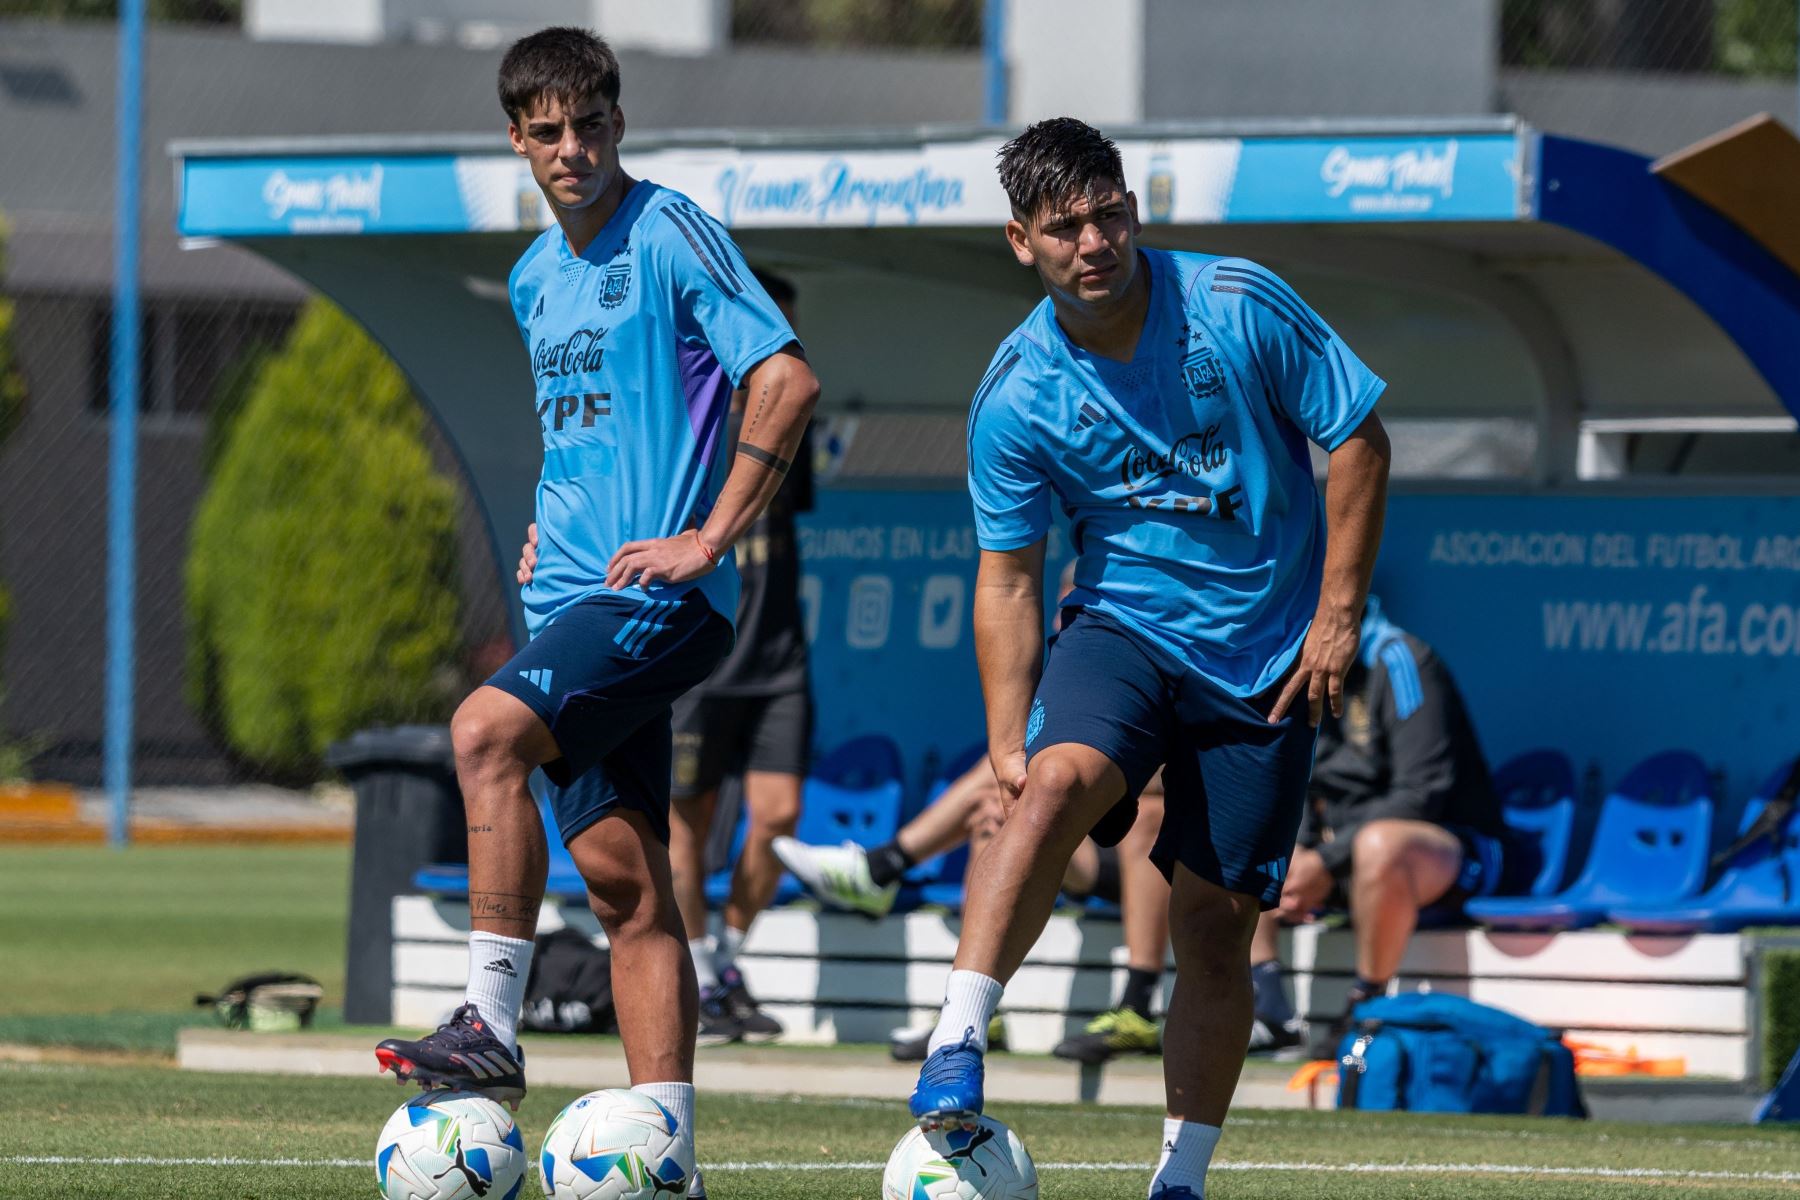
1303, 819, 1463, 1057
772, 759, 997, 918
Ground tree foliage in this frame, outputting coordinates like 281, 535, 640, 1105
0, 0, 239, 22
733, 0, 981, 49
186, 298, 461, 779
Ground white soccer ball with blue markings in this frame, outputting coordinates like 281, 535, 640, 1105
376, 1089, 528, 1200
883, 1117, 1038, 1200
538, 1088, 692, 1199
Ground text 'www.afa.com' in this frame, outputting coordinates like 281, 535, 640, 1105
1544, 589, 1800, 657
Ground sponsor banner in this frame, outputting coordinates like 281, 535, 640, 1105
177, 132, 1518, 237
796, 489, 1798, 804
1226, 134, 1523, 222
1377, 493, 1800, 804
794, 489, 1070, 785
179, 156, 466, 236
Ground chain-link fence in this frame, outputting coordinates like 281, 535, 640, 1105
0, 0, 1794, 792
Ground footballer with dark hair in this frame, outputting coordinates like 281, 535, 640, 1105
908, 117, 1390, 1199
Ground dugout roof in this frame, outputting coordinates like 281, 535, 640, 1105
168, 117, 1800, 625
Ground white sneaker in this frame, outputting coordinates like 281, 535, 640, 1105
771, 837, 898, 919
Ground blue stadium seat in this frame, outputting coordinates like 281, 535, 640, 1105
905, 742, 987, 911
1491, 749, 1579, 897
791, 734, 907, 847
1608, 758, 1800, 933
1464, 750, 1714, 931
705, 733, 908, 906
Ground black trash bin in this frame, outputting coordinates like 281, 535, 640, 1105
327, 725, 464, 1025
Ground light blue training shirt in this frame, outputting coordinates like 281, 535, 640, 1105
967, 249, 1385, 696
508, 180, 798, 638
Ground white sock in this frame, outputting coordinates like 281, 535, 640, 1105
634, 1081, 699, 1192
1150, 1118, 1221, 1197
464, 931, 534, 1052
927, 970, 1003, 1055
689, 937, 719, 991
713, 925, 747, 974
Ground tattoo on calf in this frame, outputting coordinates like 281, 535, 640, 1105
737, 442, 792, 475
470, 892, 541, 924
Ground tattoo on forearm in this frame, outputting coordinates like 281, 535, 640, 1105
745, 382, 771, 435
470, 891, 541, 925
467, 824, 493, 834
737, 442, 792, 475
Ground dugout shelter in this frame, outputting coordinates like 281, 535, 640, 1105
170, 118, 1800, 1073
170, 115, 1800, 800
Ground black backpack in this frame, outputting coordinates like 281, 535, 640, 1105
520, 929, 616, 1034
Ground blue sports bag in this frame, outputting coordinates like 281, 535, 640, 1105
1335, 992, 1587, 1117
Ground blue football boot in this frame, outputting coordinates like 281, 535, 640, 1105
909, 1025, 985, 1130
1149, 1185, 1201, 1199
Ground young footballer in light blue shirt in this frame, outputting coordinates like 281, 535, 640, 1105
910, 119, 1391, 1200
376, 30, 819, 1197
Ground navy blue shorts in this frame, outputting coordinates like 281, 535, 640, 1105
1027, 607, 1317, 909
485, 591, 733, 845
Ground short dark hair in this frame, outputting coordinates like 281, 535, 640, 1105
752, 268, 797, 307
996, 118, 1126, 224
498, 27, 621, 126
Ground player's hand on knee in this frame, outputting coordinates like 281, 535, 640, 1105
605, 531, 717, 590
517, 522, 538, 586
988, 747, 1028, 819
1268, 606, 1361, 726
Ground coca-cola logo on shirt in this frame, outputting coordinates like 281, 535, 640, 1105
1119, 424, 1229, 491
533, 327, 607, 380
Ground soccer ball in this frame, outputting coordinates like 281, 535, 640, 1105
538, 1088, 693, 1199
883, 1117, 1039, 1200
376, 1089, 528, 1200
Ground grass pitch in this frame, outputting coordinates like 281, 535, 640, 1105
3, 1060, 1797, 1199
0, 845, 349, 1050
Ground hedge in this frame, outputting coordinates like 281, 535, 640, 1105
186, 298, 462, 778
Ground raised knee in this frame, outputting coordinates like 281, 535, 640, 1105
451, 700, 518, 777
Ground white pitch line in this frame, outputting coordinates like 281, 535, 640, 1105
6, 1156, 1800, 1183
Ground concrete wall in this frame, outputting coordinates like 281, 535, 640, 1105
247, 0, 729, 52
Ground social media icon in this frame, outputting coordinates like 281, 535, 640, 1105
918, 575, 966, 649
846, 575, 892, 650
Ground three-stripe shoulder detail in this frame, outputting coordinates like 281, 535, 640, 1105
1210, 264, 1328, 357
661, 202, 744, 296
969, 348, 1023, 429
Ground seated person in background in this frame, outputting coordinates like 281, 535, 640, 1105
1248, 596, 1538, 1058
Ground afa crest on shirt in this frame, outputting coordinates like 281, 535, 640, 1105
1182, 343, 1224, 401
600, 261, 632, 309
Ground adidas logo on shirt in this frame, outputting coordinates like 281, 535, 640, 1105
485, 957, 518, 978
519, 668, 553, 693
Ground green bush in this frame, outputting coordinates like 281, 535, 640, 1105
185, 298, 461, 779
1764, 947, 1800, 1089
